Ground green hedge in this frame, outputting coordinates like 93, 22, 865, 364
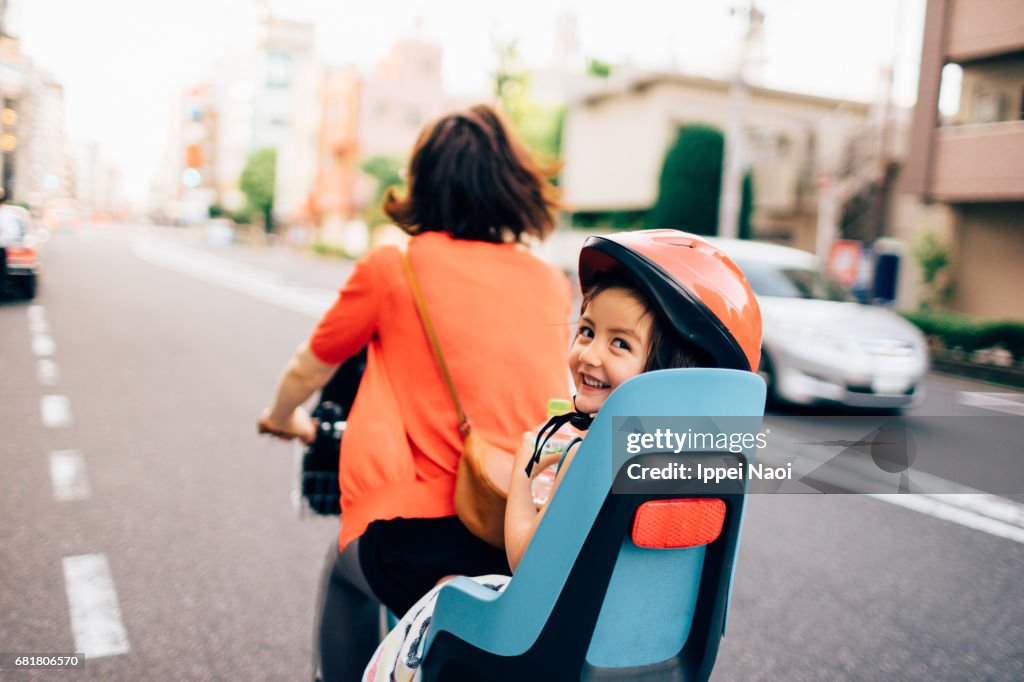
903, 309, 1024, 361
311, 242, 349, 259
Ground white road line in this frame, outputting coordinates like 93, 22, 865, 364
62, 554, 130, 659
37, 358, 59, 385
41, 395, 73, 428
133, 238, 335, 318
958, 391, 1024, 416
32, 334, 56, 357
27, 304, 46, 322
49, 450, 92, 501
868, 494, 1024, 545
901, 465, 1024, 526
767, 422, 1024, 544
29, 317, 49, 334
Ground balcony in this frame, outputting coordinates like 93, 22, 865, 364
930, 121, 1024, 202
947, 0, 1024, 63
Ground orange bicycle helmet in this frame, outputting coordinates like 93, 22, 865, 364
578, 229, 762, 372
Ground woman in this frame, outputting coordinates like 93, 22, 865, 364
258, 104, 572, 681
361, 229, 763, 681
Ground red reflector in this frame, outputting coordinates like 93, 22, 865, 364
631, 499, 726, 549
6, 246, 35, 265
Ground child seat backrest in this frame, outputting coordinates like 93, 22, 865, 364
423, 368, 766, 681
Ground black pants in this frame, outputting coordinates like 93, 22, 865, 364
317, 516, 510, 682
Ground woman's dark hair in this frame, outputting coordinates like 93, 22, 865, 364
580, 270, 716, 372
383, 104, 560, 244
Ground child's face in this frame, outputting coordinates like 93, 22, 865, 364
570, 287, 653, 415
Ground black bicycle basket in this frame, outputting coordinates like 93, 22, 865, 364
300, 347, 366, 516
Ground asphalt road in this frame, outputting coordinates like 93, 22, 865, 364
1, 224, 1021, 681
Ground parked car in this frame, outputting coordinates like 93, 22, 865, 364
203, 217, 236, 246
0, 205, 40, 300
712, 238, 928, 410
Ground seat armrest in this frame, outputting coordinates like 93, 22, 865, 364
424, 576, 506, 653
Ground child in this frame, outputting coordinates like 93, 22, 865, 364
362, 230, 761, 681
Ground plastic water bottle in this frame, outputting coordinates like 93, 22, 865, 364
529, 399, 576, 507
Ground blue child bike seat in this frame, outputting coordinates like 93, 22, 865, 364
421, 368, 766, 681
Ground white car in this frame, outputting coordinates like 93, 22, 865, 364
712, 238, 928, 410
0, 205, 40, 300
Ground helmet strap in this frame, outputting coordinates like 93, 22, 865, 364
569, 395, 595, 431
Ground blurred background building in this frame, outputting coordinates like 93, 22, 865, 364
14, 0, 1018, 319
1, 27, 75, 208
905, 0, 1024, 319
561, 73, 877, 252
1, 0, 123, 225
213, 11, 316, 214
306, 37, 449, 250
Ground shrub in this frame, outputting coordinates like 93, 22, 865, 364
649, 123, 754, 237
903, 309, 1024, 361
312, 242, 348, 259
911, 232, 953, 309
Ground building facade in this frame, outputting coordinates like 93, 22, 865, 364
560, 73, 877, 252
212, 13, 315, 215
905, 0, 1024, 319
307, 38, 450, 250
0, 33, 74, 212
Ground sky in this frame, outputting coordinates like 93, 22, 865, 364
10, 0, 927, 205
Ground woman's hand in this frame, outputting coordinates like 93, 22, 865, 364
258, 406, 316, 444
259, 343, 339, 445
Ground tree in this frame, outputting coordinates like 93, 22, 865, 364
493, 39, 527, 115
360, 156, 405, 227
586, 58, 612, 78
239, 148, 277, 233
649, 124, 754, 238
911, 232, 953, 310
491, 39, 564, 169
738, 172, 755, 240
509, 100, 565, 167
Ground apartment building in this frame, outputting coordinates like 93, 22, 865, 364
905, 0, 1024, 319
560, 72, 876, 253
308, 39, 450, 250
213, 13, 315, 213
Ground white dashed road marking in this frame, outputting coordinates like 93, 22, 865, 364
958, 391, 1024, 416
32, 334, 56, 357
49, 450, 92, 501
868, 493, 1024, 545
770, 422, 1024, 545
40, 395, 73, 428
37, 358, 59, 385
27, 304, 46, 322
62, 554, 130, 659
29, 317, 49, 334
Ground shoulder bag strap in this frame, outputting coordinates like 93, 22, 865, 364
401, 248, 471, 435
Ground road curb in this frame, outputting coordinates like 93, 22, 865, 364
931, 356, 1024, 390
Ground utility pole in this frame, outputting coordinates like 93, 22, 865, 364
718, 2, 762, 239
871, 0, 904, 241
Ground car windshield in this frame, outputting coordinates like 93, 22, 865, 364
0, 209, 27, 243
733, 259, 857, 303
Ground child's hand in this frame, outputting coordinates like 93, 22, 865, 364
512, 432, 561, 479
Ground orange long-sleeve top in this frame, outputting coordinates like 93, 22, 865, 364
309, 231, 573, 550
